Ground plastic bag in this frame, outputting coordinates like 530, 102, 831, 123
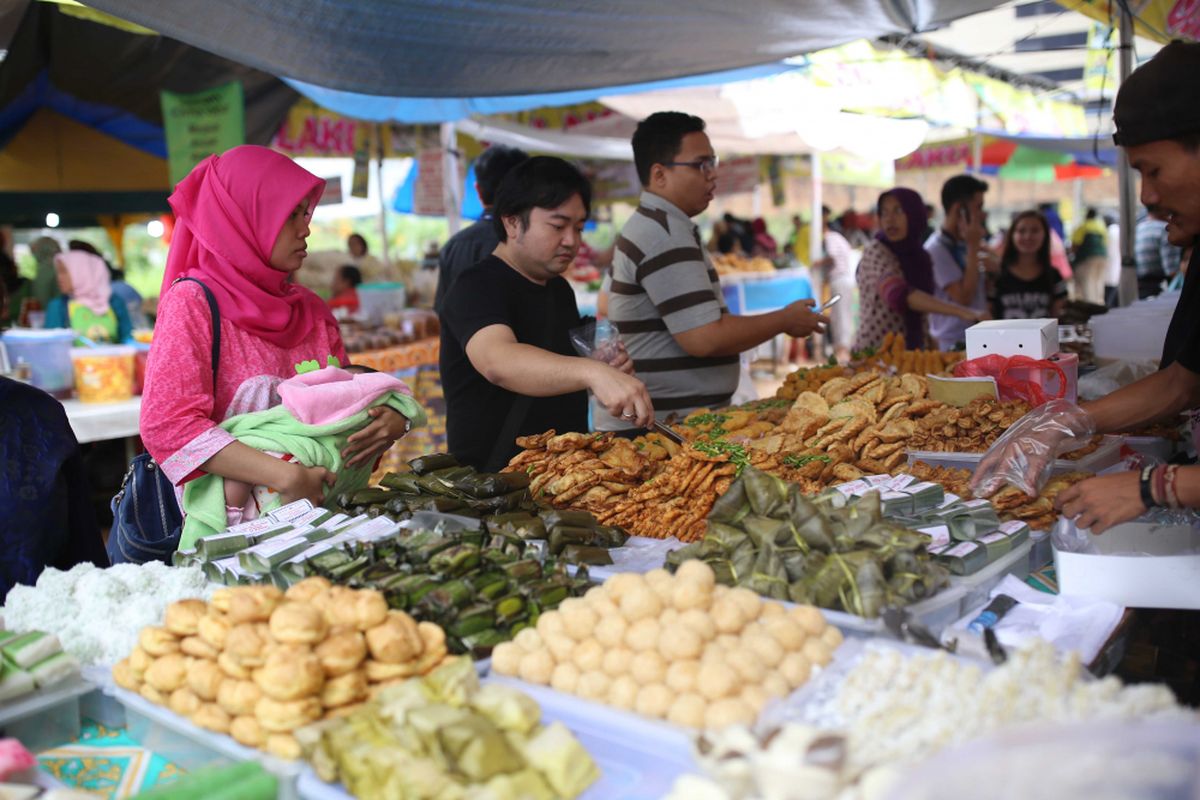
970, 399, 1097, 497
953, 354, 1067, 406
1076, 358, 1159, 402
569, 318, 621, 362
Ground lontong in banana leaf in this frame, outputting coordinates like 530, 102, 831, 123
743, 467, 789, 518
407, 453, 460, 475
743, 539, 791, 600
708, 478, 750, 526
837, 549, 888, 619
888, 560, 947, 603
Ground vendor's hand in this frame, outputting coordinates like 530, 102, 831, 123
964, 307, 991, 323
963, 205, 986, 248
607, 341, 636, 376
1056, 471, 1145, 535
280, 463, 335, 506
781, 299, 829, 338
979, 249, 1002, 275
342, 406, 410, 468
588, 361, 654, 428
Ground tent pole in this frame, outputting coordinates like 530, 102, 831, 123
375, 124, 390, 267
441, 122, 462, 236
809, 154, 823, 269
1116, 3, 1138, 307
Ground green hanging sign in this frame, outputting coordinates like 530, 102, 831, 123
161, 81, 246, 186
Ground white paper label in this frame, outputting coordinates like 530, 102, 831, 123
267, 499, 315, 522
330, 514, 368, 532
225, 517, 288, 535
836, 480, 871, 497
1000, 520, 1029, 535
289, 507, 332, 527
963, 499, 993, 510
978, 532, 1007, 545
905, 482, 941, 494
919, 525, 951, 549
938, 492, 962, 508
886, 474, 917, 491
249, 535, 305, 559
338, 517, 398, 542
945, 541, 981, 558
864, 475, 893, 487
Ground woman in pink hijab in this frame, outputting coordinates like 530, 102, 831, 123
44, 250, 132, 344
140, 145, 412, 511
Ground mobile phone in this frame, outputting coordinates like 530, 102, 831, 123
818, 294, 842, 313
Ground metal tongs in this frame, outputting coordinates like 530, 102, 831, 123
649, 419, 686, 444
882, 606, 959, 654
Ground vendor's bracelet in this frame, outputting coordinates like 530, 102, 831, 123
1164, 465, 1182, 509
1153, 464, 1168, 506
1140, 465, 1159, 510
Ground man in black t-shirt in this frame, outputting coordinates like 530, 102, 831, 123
440, 157, 653, 471
974, 41, 1200, 533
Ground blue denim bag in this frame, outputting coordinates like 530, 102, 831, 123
107, 277, 218, 565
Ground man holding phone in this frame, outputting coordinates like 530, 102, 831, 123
925, 174, 997, 351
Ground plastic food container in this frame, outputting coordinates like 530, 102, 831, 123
71, 345, 135, 403
0, 676, 91, 753
355, 282, 407, 326
907, 435, 1124, 476
1, 328, 76, 397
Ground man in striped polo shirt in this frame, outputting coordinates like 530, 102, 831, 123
601, 112, 828, 429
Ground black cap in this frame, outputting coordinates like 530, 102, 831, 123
1113, 41, 1200, 147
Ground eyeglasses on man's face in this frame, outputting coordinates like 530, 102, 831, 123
662, 156, 720, 175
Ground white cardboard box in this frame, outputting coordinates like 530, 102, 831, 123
1054, 522, 1200, 610
965, 319, 1058, 360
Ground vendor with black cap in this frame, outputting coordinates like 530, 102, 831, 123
972, 41, 1200, 534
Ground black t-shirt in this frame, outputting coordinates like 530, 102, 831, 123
990, 266, 1068, 320
440, 255, 587, 471
1160, 248, 1200, 372
434, 215, 499, 313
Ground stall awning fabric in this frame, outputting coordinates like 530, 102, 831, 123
82, 0, 1004, 98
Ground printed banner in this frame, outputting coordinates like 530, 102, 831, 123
160, 81, 245, 186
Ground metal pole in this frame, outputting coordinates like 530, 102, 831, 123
375, 124, 390, 268
1117, 4, 1138, 306
809, 154, 825, 361
441, 122, 462, 236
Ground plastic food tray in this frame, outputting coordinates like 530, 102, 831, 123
1123, 435, 1178, 462
0, 676, 91, 753
110, 685, 305, 800
297, 676, 698, 800
907, 435, 1124, 475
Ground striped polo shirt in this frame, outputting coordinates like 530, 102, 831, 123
599, 191, 739, 429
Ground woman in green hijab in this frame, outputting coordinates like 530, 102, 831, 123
30, 236, 62, 307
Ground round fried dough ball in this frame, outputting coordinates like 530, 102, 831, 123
802, 638, 834, 667
759, 602, 786, 619
671, 580, 710, 612
572, 638, 604, 673
604, 573, 643, 602
821, 626, 844, 650
675, 560, 716, 592
576, 671, 610, 702
697, 659, 738, 701
513, 627, 544, 653
629, 651, 666, 686
624, 618, 661, 653
744, 631, 785, 668
763, 616, 808, 652
727, 588, 763, 621
790, 605, 827, 635
619, 583, 663, 623
659, 608, 680, 629
762, 673, 789, 698
607, 675, 639, 710
602, 647, 634, 678
704, 697, 755, 729
490, 642, 521, 676
517, 649, 555, 685
550, 662, 580, 694
725, 649, 766, 684
678, 610, 716, 641
665, 660, 700, 694
780, 652, 813, 689
634, 684, 675, 719
594, 615, 627, 649
536, 611, 565, 640
667, 692, 707, 728
741, 685, 770, 716
559, 599, 598, 642
544, 632, 575, 664
711, 597, 747, 635
658, 625, 702, 661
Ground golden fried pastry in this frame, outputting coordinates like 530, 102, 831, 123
180, 636, 220, 661
169, 687, 203, 718
364, 659, 419, 682
128, 645, 153, 677
322, 702, 364, 720
225, 623, 270, 667
144, 653, 188, 693
164, 598, 208, 637
417, 621, 445, 652
367, 678, 406, 700
314, 629, 367, 677
320, 669, 367, 708
192, 703, 232, 734
209, 587, 234, 614
187, 658, 226, 701
139, 626, 180, 657
217, 651, 252, 681
265, 733, 302, 760
139, 684, 166, 705
217, 679, 264, 717
365, 611, 423, 664
230, 715, 265, 748
112, 659, 140, 691
197, 612, 231, 650
254, 695, 321, 733
284, 576, 332, 603
253, 648, 324, 702
268, 601, 329, 645
228, 585, 283, 625
414, 643, 449, 676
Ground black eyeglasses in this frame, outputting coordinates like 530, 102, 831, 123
662, 156, 720, 175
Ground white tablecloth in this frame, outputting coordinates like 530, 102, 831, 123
59, 397, 142, 444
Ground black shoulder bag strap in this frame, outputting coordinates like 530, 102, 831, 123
485, 289, 557, 471
172, 276, 221, 386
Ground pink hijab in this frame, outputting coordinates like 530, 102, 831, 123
163, 145, 334, 348
55, 251, 112, 315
